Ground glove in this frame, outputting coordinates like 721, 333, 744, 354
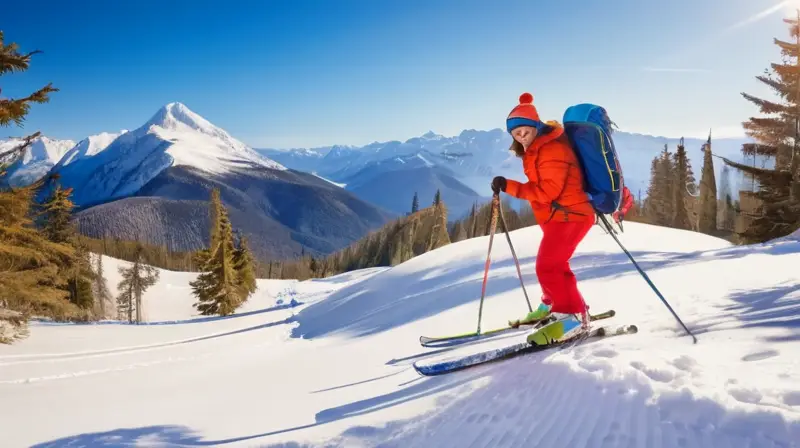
491, 176, 507, 194
612, 210, 624, 223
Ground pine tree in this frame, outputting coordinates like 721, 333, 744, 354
0, 177, 76, 319
723, 194, 736, 231
426, 200, 449, 251
644, 156, 660, 221
92, 253, 114, 319
672, 138, 693, 230
698, 134, 718, 234
232, 234, 257, 300
723, 12, 800, 242
67, 241, 95, 311
116, 245, 159, 323
38, 183, 95, 313
433, 189, 441, 206
0, 31, 77, 322
718, 164, 736, 231
208, 188, 223, 252
0, 30, 58, 173
191, 201, 243, 316
659, 145, 676, 225
39, 185, 76, 244
467, 203, 477, 238
644, 145, 675, 226
450, 221, 467, 242
411, 192, 419, 214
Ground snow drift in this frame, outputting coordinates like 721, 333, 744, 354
1, 222, 798, 447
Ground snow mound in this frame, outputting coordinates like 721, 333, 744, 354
1, 222, 799, 447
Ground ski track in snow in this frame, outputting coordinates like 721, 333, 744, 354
2, 223, 799, 447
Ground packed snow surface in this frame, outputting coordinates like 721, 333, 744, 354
1, 222, 799, 447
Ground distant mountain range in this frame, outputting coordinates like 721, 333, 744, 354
258, 128, 755, 217
1, 103, 393, 260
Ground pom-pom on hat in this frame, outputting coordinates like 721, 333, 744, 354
506, 92, 543, 133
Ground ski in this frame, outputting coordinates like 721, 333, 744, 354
413, 323, 637, 376
419, 309, 616, 348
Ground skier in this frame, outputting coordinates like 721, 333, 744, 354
491, 92, 595, 345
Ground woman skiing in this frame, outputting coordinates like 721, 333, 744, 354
491, 92, 594, 345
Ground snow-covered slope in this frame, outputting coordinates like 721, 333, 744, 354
48, 102, 286, 206
0, 136, 75, 187
54, 130, 127, 168
1, 223, 798, 447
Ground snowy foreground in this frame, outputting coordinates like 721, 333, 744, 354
1, 222, 799, 447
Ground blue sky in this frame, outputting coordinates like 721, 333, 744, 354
0, 0, 794, 148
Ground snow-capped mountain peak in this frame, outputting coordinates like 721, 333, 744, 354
46, 102, 286, 206
145, 102, 225, 138
421, 130, 444, 140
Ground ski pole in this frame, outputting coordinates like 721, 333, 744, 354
597, 213, 698, 343
475, 194, 500, 334
497, 198, 533, 313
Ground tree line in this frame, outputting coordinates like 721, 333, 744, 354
718, 13, 800, 243
636, 136, 736, 237
637, 13, 800, 243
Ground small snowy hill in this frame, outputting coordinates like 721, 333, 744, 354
1, 223, 798, 447
0, 136, 76, 187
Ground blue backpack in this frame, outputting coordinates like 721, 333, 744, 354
562, 103, 624, 215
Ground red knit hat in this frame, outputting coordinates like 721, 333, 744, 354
506, 92, 542, 133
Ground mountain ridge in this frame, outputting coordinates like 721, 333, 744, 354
257, 127, 755, 207
31, 102, 394, 260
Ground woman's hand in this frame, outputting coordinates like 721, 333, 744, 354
491, 176, 507, 194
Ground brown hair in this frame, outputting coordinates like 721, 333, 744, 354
509, 139, 525, 158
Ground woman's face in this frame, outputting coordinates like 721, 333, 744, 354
511, 125, 537, 149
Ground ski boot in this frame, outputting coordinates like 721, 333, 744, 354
509, 302, 552, 328
526, 312, 588, 346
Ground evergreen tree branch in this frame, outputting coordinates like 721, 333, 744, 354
0, 84, 59, 127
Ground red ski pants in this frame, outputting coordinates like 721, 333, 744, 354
536, 219, 593, 314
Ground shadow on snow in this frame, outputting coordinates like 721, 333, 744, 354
694, 282, 800, 342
